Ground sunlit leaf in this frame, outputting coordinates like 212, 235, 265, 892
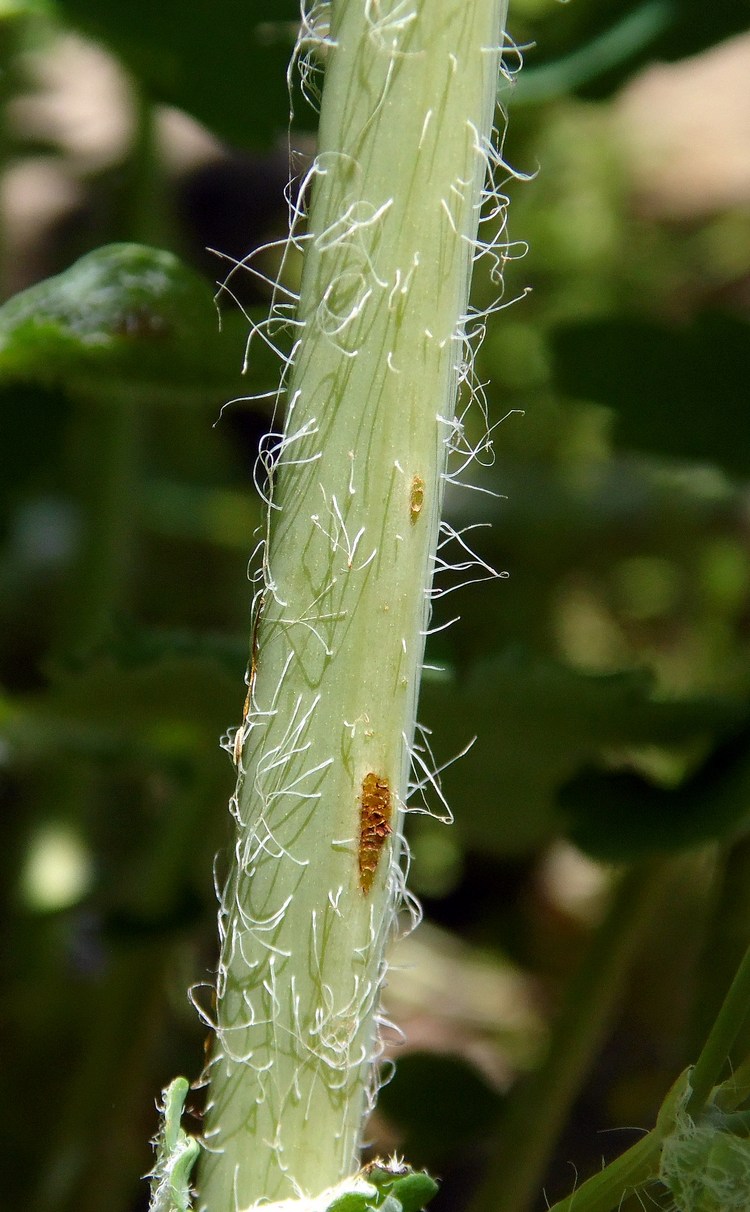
0, 244, 263, 406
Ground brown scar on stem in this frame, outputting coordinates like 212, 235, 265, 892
358, 772, 392, 894
409, 474, 424, 524
246, 593, 266, 715
201, 985, 218, 1075
234, 592, 266, 766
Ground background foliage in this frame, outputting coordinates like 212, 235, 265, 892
2, 3, 750, 1210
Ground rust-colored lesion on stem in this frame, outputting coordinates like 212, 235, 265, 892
358, 772, 392, 894
409, 474, 425, 524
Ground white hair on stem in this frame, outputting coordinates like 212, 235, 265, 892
196, 4, 522, 1208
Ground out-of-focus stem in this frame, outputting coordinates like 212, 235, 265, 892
477, 861, 665, 1212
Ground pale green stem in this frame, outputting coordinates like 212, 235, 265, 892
198, 1, 508, 1208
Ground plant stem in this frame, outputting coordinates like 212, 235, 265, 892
715, 1051, 750, 1113
544, 899, 750, 1212
197, 1, 509, 1207
689, 837, 750, 1066
31, 944, 167, 1212
55, 94, 162, 660
687, 938, 750, 1114
476, 860, 665, 1212
55, 394, 140, 660
543, 1129, 663, 1212
126, 82, 169, 250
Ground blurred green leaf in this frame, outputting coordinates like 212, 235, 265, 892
381, 1172, 439, 1212
327, 1167, 438, 1212
5, 653, 241, 764
561, 724, 750, 861
0, 244, 261, 406
419, 651, 745, 856
0, 0, 49, 17
512, 0, 750, 103
511, 2, 673, 106
432, 450, 742, 677
0, 383, 69, 511
55, 0, 300, 148
553, 313, 750, 476
640, 0, 750, 60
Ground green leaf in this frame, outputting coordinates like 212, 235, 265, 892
366, 1164, 438, 1212
511, 1, 673, 107
375, 1196, 401, 1212
0, 0, 49, 17
552, 314, 750, 476
385, 1173, 440, 1212
326, 1193, 372, 1212
561, 724, 750, 862
0, 244, 258, 405
418, 649, 745, 856
55, 0, 301, 148
511, 0, 750, 103
326, 1166, 438, 1212
5, 653, 241, 765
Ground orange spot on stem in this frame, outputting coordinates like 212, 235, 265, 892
409, 475, 425, 524
358, 772, 392, 894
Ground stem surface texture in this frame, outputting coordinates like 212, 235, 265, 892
199, 1, 508, 1208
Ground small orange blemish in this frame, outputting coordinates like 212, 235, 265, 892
358, 772, 392, 895
409, 475, 425, 524
201, 986, 218, 1070
233, 727, 244, 768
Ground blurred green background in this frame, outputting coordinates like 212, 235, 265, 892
2, 2, 750, 1211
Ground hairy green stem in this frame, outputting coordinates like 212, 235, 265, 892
542, 923, 750, 1212
198, 1, 509, 1207
478, 861, 665, 1212
715, 1051, 750, 1113
543, 1129, 663, 1212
